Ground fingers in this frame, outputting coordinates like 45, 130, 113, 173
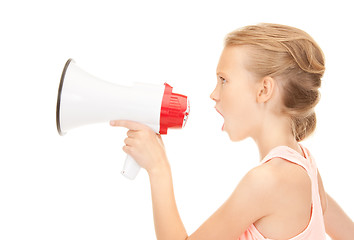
122, 144, 133, 155
126, 130, 136, 138
110, 120, 164, 161
124, 136, 135, 146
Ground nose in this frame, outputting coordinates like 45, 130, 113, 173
210, 87, 219, 102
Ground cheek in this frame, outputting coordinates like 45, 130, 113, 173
223, 89, 253, 118
222, 90, 258, 140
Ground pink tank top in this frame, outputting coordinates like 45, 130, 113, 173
238, 144, 326, 240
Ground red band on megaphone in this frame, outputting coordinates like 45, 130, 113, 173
159, 83, 189, 134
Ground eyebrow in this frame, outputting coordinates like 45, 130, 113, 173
216, 71, 228, 78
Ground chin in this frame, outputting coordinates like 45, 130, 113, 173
227, 132, 246, 142
229, 135, 247, 142
225, 129, 248, 142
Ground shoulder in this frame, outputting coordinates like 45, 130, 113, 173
229, 162, 284, 218
218, 163, 281, 227
240, 158, 300, 192
236, 158, 312, 209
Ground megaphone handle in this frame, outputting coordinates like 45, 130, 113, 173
121, 154, 141, 180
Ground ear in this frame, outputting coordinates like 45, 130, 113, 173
256, 76, 275, 103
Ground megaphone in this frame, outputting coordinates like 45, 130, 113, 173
56, 59, 190, 180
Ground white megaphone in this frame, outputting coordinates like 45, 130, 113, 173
56, 59, 190, 180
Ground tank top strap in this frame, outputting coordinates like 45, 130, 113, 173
259, 144, 311, 173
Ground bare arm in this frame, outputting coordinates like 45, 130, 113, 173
111, 120, 270, 240
149, 162, 273, 240
324, 193, 354, 240
148, 166, 188, 240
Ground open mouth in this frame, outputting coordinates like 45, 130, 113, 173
215, 108, 225, 130
215, 108, 223, 117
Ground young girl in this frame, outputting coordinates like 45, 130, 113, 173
110, 23, 353, 240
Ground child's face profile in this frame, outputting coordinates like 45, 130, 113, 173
211, 46, 261, 142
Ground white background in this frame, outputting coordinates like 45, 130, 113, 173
1, 0, 353, 239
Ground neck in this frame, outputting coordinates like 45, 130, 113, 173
251, 113, 302, 160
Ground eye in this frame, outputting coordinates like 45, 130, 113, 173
219, 76, 227, 85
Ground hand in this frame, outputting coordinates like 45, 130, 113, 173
110, 120, 169, 174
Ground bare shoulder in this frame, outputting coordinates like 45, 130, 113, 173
222, 162, 286, 226
187, 158, 310, 239
242, 158, 312, 211
188, 158, 313, 239
238, 161, 289, 199
249, 158, 313, 239
234, 161, 297, 210
218, 162, 292, 223
237, 163, 282, 197
244, 158, 310, 191
258, 157, 312, 198
229, 158, 312, 221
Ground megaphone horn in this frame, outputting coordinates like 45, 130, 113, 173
56, 59, 190, 180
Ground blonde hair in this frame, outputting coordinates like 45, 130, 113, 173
225, 23, 325, 141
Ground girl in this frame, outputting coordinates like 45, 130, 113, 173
110, 23, 353, 240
